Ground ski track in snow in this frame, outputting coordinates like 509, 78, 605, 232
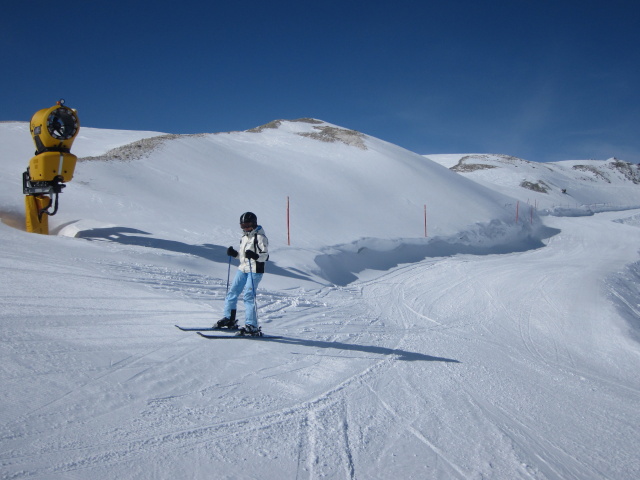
1, 212, 640, 479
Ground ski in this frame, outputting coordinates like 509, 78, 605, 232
175, 325, 237, 332
197, 332, 282, 340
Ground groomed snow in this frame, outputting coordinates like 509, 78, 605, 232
1, 120, 639, 479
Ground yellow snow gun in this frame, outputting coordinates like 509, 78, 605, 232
23, 100, 80, 234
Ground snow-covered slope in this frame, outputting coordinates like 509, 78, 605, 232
2, 120, 545, 286
428, 153, 640, 214
1, 120, 639, 479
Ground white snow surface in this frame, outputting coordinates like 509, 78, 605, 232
1, 119, 639, 479
427, 153, 640, 215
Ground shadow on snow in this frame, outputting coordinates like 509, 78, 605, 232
72, 226, 314, 283
315, 225, 561, 286
268, 336, 460, 363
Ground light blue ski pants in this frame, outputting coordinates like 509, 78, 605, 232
224, 270, 263, 327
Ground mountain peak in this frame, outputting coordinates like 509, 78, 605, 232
247, 118, 367, 149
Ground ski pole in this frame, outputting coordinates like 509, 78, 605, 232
248, 257, 259, 324
225, 255, 232, 295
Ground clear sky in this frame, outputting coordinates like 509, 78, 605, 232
2, 0, 639, 162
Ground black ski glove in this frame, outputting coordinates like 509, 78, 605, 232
227, 246, 238, 258
245, 249, 259, 260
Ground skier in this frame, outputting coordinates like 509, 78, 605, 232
215, 212, 269, 336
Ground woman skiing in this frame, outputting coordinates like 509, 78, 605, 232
216, 212, 269, 336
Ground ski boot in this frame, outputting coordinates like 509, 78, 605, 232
236, 324, 263, 337
215, 310, 238, 329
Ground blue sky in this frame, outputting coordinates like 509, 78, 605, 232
2, 0, 639, 162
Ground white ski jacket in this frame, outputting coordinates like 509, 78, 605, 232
237, 225, 269, 274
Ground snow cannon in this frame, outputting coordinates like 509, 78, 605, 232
23, 99, 80, 234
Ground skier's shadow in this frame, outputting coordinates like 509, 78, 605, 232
270, 336, 460, 363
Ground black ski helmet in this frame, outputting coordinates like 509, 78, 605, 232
240, 212, 257, 228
